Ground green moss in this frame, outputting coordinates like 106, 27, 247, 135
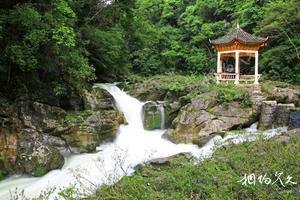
59, 110, 94, 125
144, 113, 162, 130
30, 156, 46, 177
86, 132, 300, 200
33, 166, 47, 177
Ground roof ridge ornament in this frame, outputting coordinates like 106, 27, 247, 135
237, 22, 240, 29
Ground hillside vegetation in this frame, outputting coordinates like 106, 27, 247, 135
0, 0, 299, 101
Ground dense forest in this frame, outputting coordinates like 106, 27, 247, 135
0, 0, 299, 100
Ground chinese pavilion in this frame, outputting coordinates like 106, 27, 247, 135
210, 24, 268, 85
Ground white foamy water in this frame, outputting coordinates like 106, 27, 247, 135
0, 84, 287, 199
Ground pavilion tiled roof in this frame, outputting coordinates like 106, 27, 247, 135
210, 26, 268, 45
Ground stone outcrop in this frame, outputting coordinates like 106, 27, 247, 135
258, 101, 277, 130
163, 92, 255, 145
61, 110, 124, 153
265, 87, 300, 107
258, 101, 295, 130
83, 87, 116, 110
275, 104, 295, 127
15, 101, 67, 134
0, 86, 125, 177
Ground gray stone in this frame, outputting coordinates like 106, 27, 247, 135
258, 101, 277, 130
191, 92, 218, 110
15, 101, 67, 134
163, 100, 254, 144
289, 109, 300, 129
83, 87, 116, 110
278, 136, 290, 144
275, 104, 295, 127
17, 129, 64, 176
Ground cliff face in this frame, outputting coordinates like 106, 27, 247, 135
0, 86, 125, 178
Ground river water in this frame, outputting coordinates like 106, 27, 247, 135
0, 84, 287, 199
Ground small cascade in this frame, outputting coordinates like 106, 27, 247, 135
142, 101, 165, 130
159, 104, 165, 130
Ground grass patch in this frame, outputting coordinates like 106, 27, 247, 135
261, 80, 300, 95
187, 83, 252, 108
86, 132, 300, 200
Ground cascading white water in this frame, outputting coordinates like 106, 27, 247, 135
159, 104, 165, 130
0, 84, 288, 199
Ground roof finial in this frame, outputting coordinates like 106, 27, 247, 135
237, 21, 240, 29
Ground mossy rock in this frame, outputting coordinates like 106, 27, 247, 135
18, 145, 64, 177
142, 102, 163, 130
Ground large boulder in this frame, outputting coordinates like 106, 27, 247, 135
163, 92, 255, 145
16, 129, 64, 177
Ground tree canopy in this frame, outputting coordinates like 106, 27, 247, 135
0, 0, 299, 99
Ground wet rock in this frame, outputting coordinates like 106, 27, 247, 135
149, 157, 172, 165
164, 99, 254, 145
41, 134, 68, 153
60, 110, 124, 153
142, 102, 164, 130
258, 101, 277, 130
289, 108, 300, 129
165, 101, 182, 127
275, 104, 295, 127
62, 129, 99, 153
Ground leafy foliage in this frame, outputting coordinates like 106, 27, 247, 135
0, 0, 299, 100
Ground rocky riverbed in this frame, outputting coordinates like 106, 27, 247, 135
0, 75, 299, 181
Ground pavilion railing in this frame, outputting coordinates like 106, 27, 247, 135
214, 73, 237, 81
240, 74, 262, 81
214, 73, 262, 84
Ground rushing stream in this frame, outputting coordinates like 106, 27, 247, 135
0, 84, 287, 199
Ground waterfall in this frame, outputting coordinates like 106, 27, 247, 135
0, 84, 288, 200
159, 104, 165, 130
